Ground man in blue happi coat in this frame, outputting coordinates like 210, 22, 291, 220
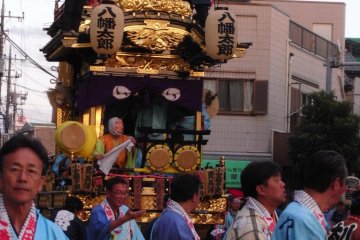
151, 174, 202, 240
87, 177, 145, 240
272, 150, 348, 240
0, 135, 68, 240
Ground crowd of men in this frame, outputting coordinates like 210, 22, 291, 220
0, 131, 356, 239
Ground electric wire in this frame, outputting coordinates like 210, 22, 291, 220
2, 31, 57, 78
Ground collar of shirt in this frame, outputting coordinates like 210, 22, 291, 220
293, 190, 328, 232
245, 197, 278, 236
245, 197, 273, 219
293, 190, 322, 213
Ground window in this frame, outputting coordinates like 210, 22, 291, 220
301, 93, 310, 107
313, 23, 332, 41
204, 80, 254, 113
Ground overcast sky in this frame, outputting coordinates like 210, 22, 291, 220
2, 0, 360, 127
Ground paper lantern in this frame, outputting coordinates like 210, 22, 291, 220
205, 9, 238, 61
90, 4, 124, 55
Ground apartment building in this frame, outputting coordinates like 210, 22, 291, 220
203, 0, 345, 166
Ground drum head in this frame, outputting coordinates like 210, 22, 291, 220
146, 145, 173, 171
174, 145, 200, 171
61, 124, 86, 150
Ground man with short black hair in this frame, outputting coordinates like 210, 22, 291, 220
87, 176, 145, 240
273, 150, 348, 240
225, 161, 286, 240
0, 135, 68, 239
151, 174, 202, 240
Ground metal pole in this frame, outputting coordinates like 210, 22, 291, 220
5, 46, 10, 133
325, 58, 332, 93
0, 0, 5, 100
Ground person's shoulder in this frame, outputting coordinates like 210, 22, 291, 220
89, 204, 104, 216
158, 209, 186, 225
228, 207, 256, 232
99, 134, 111, 140
36, 213, 69, 239
277, 201, 323, 230
92, 204, 103, 211
280, 201, 313, 218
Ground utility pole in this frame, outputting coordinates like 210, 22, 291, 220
11, 75, 27, 133
4, 46, 11, 133
0, 1, 24, 135
0, 0, 5, 101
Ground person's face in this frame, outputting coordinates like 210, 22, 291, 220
257, 174, 286, 206
106, 183, 129, 208
0, 148, 44, 205
230, 198, 241, 211
114, 119, 124, 134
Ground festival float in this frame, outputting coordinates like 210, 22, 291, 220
40, 0, 249, 236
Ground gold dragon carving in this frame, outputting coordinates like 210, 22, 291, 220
117, 0, 192, 17
126, 20, 186, 52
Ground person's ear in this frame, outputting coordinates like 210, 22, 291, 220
256, 184, 266, 197
191, 193, 196, 202
191, 191, 200, 203
333, 177, 345, 190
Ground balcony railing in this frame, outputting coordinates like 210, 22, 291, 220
289, 21, 339, 59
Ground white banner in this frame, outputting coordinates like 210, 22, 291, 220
98, 139, 134, 175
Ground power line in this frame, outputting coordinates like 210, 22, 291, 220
1, 78, 47, 94
13, 82, 46, 94
3, 31, 57, 78
13, 65, 51, 89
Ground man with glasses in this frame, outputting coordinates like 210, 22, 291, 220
87, 176, 145, 240
0, 135, 68, 239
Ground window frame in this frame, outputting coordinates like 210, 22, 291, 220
204, 79, 255, 115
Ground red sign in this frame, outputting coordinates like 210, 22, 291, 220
18, 115, 26, 124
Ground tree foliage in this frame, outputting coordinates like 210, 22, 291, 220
289, 91, 360, 175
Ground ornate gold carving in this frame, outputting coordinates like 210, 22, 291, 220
104, 54, 191, 72
196, 197, 227, 212
118, 0, 192, 17
126, 20, 187, 52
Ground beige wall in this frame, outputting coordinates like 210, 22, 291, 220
203, 1, 345, 159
